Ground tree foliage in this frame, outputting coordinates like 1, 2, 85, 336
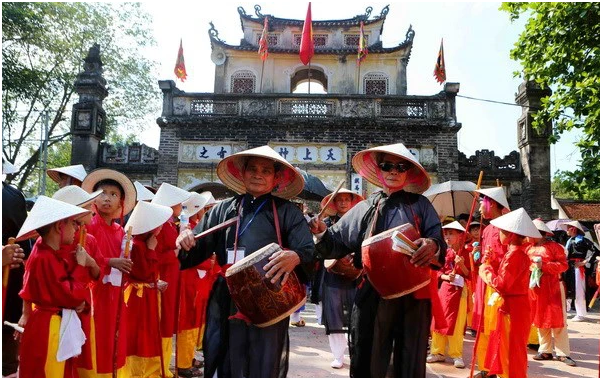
501, 2, 600, 198
552, 171, 600, 201
2, 2, 159, 195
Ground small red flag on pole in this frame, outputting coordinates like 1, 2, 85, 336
357, 21, 368, 65
258, 17, 269, 61
174, 38, 187, 82
299, 2, 314, 65
433, 38, 446, 84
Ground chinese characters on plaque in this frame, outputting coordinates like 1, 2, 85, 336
179, 142, 247, 163
269, 143, 346, 165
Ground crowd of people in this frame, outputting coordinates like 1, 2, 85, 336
2, 142, 599, 378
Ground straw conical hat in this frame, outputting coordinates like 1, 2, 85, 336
52, 185, 102, 207
468, 221, 481, 229
532, 218, 554, 236
81, 168, 137, 216
124, 201, 173, 236
16, 196, 90, 241
216, 145, 304, 199
152, 182, 192, 207
476, 187, 510, 210
47, 164, 87, 184
2, 159, 18, 175
182, 191, 214, 217
561, 220, 585, 234
320, 188, 364, 217
489, 207, 542, 238
351, 143, 431, 194
442, 221, 466, 232
134, 181, 155, 202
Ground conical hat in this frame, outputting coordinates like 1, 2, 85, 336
52, 185, 102, 207
16, 196, 90, 241
134, 181, 155, 202
476, 187, 510, 210
442, 221, 466, 232
152, 182, 192, 207
320, 188, 364, 217
351, 143, 431, 194
47, 164, 87, 184
561, 220, 585, 234
216, 145, 304, 199
124, 201, 173, 236
81, 168, 137, 216
532, 218, 553, 236
2, 159, 18, 175
182, 191, 214, 217
489, 207, 542, 238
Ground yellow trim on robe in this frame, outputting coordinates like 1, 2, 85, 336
45, 314, 66, 377
177, 328, 200, 369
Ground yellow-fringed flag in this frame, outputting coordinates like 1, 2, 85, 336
433, 38, 446, 84
258, 17, 269, 61
174, 38, 187, 82
357, 21, 368, 65
299, 2, 314, 65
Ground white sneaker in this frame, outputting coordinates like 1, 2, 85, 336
571, 316, 586, 322
330, 358, 344, 369
426, 354, 445, 363
453, 357, 465, 368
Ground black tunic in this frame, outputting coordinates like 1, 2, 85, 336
179, 193, 314, 378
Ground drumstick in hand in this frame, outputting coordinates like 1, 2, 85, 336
317, 180, 346, 219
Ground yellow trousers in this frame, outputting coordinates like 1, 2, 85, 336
431, 288, 468, 358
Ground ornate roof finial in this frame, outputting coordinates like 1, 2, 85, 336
237, 6, 247, 17
83, 43, 103, 73
405, 24, 415, 42
363, 6, 373, 19
208, 22, 224, 43
377, 5, 390, 19
254, 4, 264, 18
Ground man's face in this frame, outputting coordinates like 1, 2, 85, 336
566, 225, 578, 237
333, 193, 353, 215
378, 154, 408, 190
94, 184, 123, 218
242, 157, 277, 197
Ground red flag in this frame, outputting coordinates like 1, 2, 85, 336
299, 2, 314, 65
357, 21, 368, 65
433, 39, 446, 84
174, 38, 187, 82
258, 17, 269, 61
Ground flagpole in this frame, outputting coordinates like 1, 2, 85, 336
357, 63, 361, 94
308, 62, 311, 94
260, 60, 265, 93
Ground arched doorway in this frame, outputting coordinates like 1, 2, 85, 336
291, 67, 327, 93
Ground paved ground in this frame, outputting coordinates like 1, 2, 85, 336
286, 303, 600, 378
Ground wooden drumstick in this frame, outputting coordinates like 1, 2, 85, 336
317, 180, 346, 219
194, 218, 238, 240
79, 226, 86, 248
2, 237, 16, 320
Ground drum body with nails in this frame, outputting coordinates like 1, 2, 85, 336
361, 223, 431, 299
225, 243, 306, 327
324, 257, 361, 281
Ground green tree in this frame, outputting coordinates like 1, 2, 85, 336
552, 171, 600, 201
501, 2, 600, 198
2, 2, 159, 192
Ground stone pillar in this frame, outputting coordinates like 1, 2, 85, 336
515, 81, 552, 219
70, 44, 108, 171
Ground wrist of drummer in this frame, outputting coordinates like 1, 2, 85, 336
314, 230, 326, 242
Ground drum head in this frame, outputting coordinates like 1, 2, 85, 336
323, 259, 336, 269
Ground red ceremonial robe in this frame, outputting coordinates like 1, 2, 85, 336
157, 219, 180, 337
483, 244, 531, 378
527, 240, 568, 329
19, 238, 90, 378
86, 213, 127, 377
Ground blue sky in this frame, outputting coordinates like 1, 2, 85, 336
140, 1, 581, 177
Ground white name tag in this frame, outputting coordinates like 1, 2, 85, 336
227, 247, 245, 265
450, 274, 465, 288
197, 269, 207, 279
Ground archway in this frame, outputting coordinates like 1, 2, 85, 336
291, 67, 327, 93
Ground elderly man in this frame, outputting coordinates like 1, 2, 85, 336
309, 143, 446, 378
177, 145, 314, 378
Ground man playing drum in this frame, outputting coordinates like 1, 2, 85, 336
176, 145, 314, 378
309, 143, 446, 378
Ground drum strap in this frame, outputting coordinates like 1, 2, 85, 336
272, 200, 283, 247
232, 199, 283, 258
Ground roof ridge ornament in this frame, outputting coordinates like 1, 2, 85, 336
378, 5, 390, 19
405, 24, 415, 42
237, 6, 247, 17
208, 22, 224, 43
254, 4, 264, 18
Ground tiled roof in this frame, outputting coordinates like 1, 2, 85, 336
556, 199, 600, 222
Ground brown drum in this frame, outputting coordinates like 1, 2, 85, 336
225, 243, 306, 327
324, 257, 362, 281
361, 223, 431, 299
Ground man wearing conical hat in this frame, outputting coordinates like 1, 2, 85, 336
177, 146, 314, 378
527, 219, 577, 367
478, 208, 541, 377
562, 220, 599, 322
309, 143, 446, 378
471, 186, 510, 378
47, 164, 87, 188
16, 196, 93, 377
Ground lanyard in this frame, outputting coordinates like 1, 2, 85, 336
238, 198, 269, 238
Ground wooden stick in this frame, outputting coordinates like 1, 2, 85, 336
317, 180, 346, 219
155, 273, 166, 378
3, 320, 24, 333
2, 237, 16, 319
194, 218, 238, 240
113, 226, 133, 378
79, 226, 86, 248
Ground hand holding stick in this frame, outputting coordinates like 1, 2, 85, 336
317, 180, 346, 219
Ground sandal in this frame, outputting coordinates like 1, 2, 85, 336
557, 356, 576, 366
532, 352, 553, 361
291, 319, 306, 327
192, 358, 204, 369
178, 367, 203, 377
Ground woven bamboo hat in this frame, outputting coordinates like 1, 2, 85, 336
476, 187, 510, 210
52, 185, 102, 207
442, 221, 466, 232
134, 181, 155, 202
2, 159, 18, 175
152, 182, 192, 207
490, 207, 542, 238
81, 168, 137, 216
47, 164, 87, 184
16, 196, 90, 241
216, 145, 304, 199
561, 220, 585, 234
125, 201, 173, 236
351, 143, 431, 194
320, 188, 364, 217
182, 191, 214, 217
532, 218, 554, 236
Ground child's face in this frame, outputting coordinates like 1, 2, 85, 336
94, 184, 123, 218
469, 226, 481, 240
172, 203, 182, 217
443, 228, 461, 247
499, 229, 511, 245
61, 218, 78, 245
